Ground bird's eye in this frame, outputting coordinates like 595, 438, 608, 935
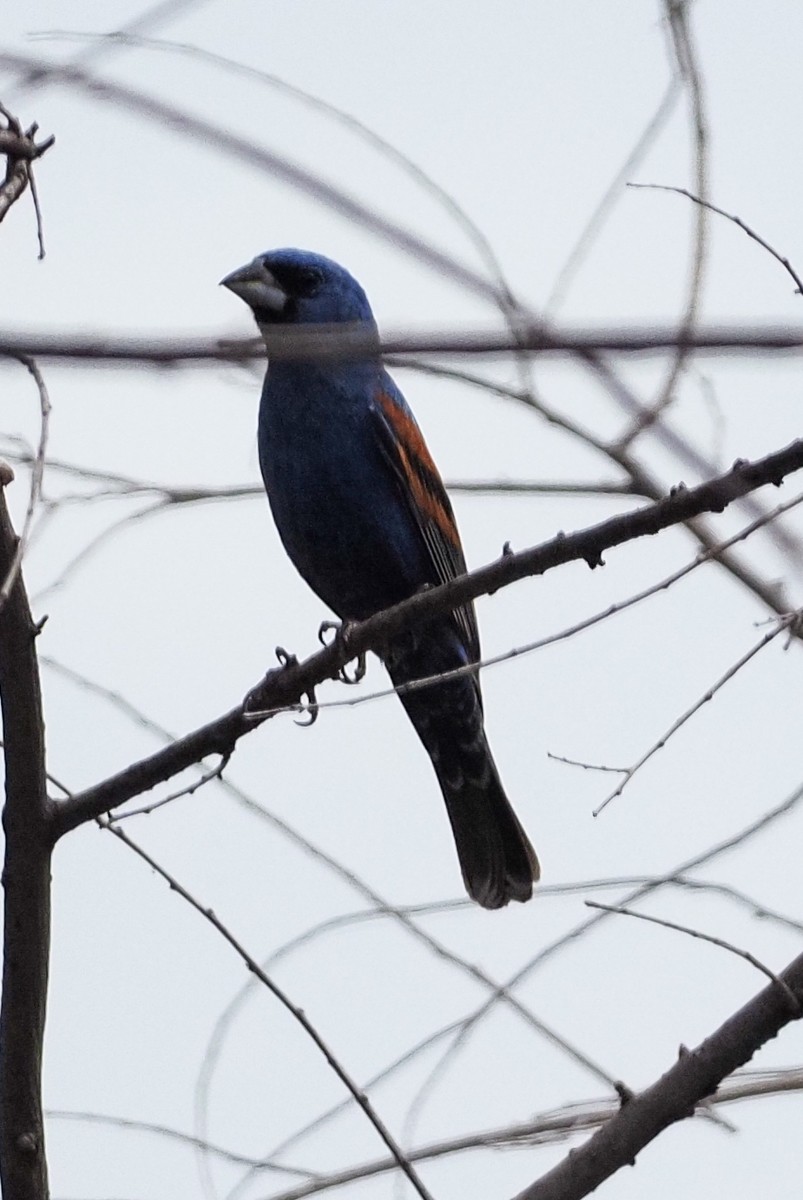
269, 262, 324, 298
294, 267, 324, 296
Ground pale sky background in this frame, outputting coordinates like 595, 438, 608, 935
3, 3, 803, 1199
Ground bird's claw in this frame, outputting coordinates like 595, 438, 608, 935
339, 653, 366, 685
294, 684, 319, 726
317, 620, 341, 646
275, 645, 298, 669
317, 620, 366, 685
274, 646, 318, 725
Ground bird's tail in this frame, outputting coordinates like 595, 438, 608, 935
438, 744, 540, 909
387, 636, 539, 909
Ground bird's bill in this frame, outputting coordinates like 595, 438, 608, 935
219, 258, 286, 313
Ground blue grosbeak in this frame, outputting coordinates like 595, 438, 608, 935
222, 249, 538, 908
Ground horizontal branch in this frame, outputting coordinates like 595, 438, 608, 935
515, 952, 803, 1200
2, 323, 803, 367
50, 437, 803, 837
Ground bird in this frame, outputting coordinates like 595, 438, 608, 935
221, 248, 539, 908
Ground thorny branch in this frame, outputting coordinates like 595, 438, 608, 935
48, 436, 803, 836
513, 949, 803, 1200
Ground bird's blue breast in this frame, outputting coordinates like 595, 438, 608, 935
258, 361, 432, 620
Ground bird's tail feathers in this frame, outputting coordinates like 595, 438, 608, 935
437, 749, 539, 909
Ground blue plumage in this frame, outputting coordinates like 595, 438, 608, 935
222, 249, 539, 907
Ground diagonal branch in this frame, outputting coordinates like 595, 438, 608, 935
50, 437, 803, 837
512, 948, 803, 1200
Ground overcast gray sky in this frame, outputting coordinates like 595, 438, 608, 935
3, 3, 803, 1199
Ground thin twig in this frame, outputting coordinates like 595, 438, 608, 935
512, 952, 803, 1200
245, 488, 803, 724
255, 1069, 803, 1200
26, 161, 45, 259
98, 818, 436, 1200
628, 183, 803, 297
45, 1110, 315, 1176
586, 901, 801, 1014
546, 75, 682, 314
108, 752, 231, 822
619, 0, 709, 446
32, 29, 514, 300
371, 777, 803, 1165
0, 357, 50, 616
49, 437, 803, 837
593, 610, 800, 815
547, 753, 627, 775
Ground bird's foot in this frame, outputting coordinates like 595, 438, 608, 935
275, 645, 319, 726
317, 619, 366, 685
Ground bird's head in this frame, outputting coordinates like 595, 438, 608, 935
221, 248, 375, 330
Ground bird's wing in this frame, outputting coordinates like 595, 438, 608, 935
371, 383, 481, 664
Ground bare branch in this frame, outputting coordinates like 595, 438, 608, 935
586, 901, 801, 1011
99, 819, 436, 1200
629, 182, 803, 298
49, 437, 803, 836
546, 75, 682, 313
0, 49, 508, 308
0, 482, 52, 1200
45, 1110, 312, 1175
593, 610, 799, 815
512, 950, 803, 1200
619, 0, 710, 445
248, 488, 803, 725
0, 357, 50, 616
2, 323, 803, 365
33, 28, 515, 300
244, 1067, 803, 1200
108, 751, 231, 822
388, 777, 803, 1144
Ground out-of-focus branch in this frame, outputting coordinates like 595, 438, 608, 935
0, 480, 52, 1200
50, 438, 803, 835
620, 0, 709, 445
629, 182, 803, 297
513, 950, 803, 1200
99, 817, 437, 1200
2, 323, 803, 365
0, 358, 50, 616
0, 49, 508, 306
248, 1065, 803, 1200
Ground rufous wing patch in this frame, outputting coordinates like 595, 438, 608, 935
377, 392, 461, 552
